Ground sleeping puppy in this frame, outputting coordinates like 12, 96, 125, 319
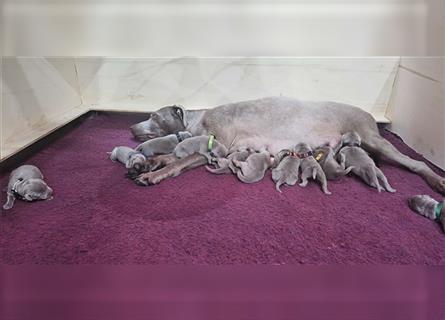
206, 148, 251, 174
337, 131, 395, 193
408, 195, 445, 232
233, 149, 274, 184
271, 149, 301, 192
136, 131, 192, 157
313, 145, 353, 180
296, 143, 331, 195
3, 165, 53, 210
109, 146, 146, 169
173, 135, 228, 164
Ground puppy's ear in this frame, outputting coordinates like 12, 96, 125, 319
172, 105, 187, 128
273, 150, 289, 167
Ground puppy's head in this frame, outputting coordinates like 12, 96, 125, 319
273, 149, 291, 167
341, 131, 361, 147
178, 131, 193, 140
212, 142, 228, 158
21, 179, 53, 201
408, 194, 435, 213
126, 153, 147, 169
295, 142, 312, 154
125, 158, 163, 179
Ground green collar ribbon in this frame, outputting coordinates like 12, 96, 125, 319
434, 202, 444, 219
207, 134, 215, 152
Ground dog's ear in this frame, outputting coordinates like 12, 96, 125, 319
172, 105, 187, 128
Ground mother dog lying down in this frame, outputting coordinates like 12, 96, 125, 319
130, 96, 445, 194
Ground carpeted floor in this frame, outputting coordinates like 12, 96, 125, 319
1, 113, 444, 264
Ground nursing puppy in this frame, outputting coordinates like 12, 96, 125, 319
3, 165, 53, 210
338, 131, 395, 193
173, 135, 228, 164
136, 131, 192, 157
296, 143, 331, 195
271, 149, 301, 192
109, 146, 146, 169
313, 146, 353, 180
408, 195, 445, 232
206, 148, 251, 174
233, 149, 274, 184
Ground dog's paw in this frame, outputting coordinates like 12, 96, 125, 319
431, 176, 445, 195
134, 176, 149, 186
134, 172, 163, 186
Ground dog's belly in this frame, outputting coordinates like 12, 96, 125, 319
232, 132, 340, 154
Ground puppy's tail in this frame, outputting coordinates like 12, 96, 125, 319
344, 166, 354, 174
312, 168, 317, 180
108, 149, 117, 161
331, 166, 354, 180
275, 179, 283, 193
205, 165, 230, 175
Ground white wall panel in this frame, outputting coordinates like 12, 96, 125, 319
76, 57, 399, 122
1, 58, 85, 160
3, 0, 444, 56
386, 57, 445, 169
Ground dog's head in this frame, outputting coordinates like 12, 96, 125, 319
130, 105, 187, 141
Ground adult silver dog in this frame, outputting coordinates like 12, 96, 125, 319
130, 96, 445, 194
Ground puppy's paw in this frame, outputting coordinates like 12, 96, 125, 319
3, 203, 13, 210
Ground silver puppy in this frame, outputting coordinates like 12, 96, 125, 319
313, 145, 353, 180
233, 149, 274, 184
338, 131, 395, 193
3, 165, 53, 210
136, 131, 192, 157
271, 149, 301, 192
109, 146, 146, 169
408, 195, 445, 232
173, 135, 228, 163
206, 148, 251, 174
296, 143, 331, 195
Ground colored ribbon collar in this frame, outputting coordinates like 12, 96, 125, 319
295, 151, 313, 159
287, 150, 313, 159
175, 132, 184, 142
11, 178, 25, 200
207, 134, 215, 152
435, 202, 444, 219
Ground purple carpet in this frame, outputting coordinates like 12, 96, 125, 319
1, 113, 444, 265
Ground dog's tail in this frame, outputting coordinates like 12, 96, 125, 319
312, 168, 317, 180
